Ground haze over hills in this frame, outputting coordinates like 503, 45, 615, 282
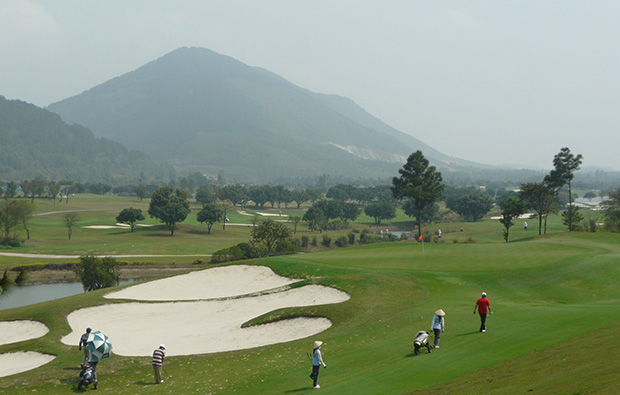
0, 96, 171, 182
48, 47, 482, 183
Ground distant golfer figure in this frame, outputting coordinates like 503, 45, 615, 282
79, 327, 92, 368
430, 309, 445, 348
474, 292, 492, 332
310, 341, 327, 389
524, 221, 528, 230
152, 344, 166, 384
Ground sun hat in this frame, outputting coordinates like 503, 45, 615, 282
313, 341, 323, 349
160, 344, 166, 349
482, 292, 487, 297
435, 309, 445, 316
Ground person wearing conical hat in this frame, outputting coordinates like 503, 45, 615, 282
430, 309, 445, 348
310, 341, 327, 389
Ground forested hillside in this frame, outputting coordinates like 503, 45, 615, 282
48, 47, 438, 182
0, 96, 170, 182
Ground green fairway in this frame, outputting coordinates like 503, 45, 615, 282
1, 212, 620, 394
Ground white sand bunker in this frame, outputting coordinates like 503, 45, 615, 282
0, 320, 49, 346
0, 352, 55, 378
62, 285, 350, 356
105, 265, 300, 301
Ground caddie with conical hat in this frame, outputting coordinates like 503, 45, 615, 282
310, 340, 327, 389
430, 309, 445, 348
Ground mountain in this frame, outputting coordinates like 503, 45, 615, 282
48, 47, 472, 183
0, 96, 170, 182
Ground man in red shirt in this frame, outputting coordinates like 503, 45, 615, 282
473, 292, 492, 332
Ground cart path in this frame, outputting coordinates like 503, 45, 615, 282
33, 209, 106, 216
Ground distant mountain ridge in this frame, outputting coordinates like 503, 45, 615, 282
48, 47, 485, 182
0, 96, 170, 182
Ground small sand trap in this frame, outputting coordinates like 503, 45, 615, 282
0, 320, 49, 346
490, 213, 534, 220
62, 285, 350, 356
105, 265, 299, 301
0, 352, 55, 378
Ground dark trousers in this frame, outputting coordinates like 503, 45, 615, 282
312, 365, 320, 386
479, 313, 487, 332
433, 328, 441, 347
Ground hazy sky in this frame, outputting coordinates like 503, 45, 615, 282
2, 1, 619, 170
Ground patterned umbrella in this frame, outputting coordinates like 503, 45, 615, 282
87, 331, 112, 362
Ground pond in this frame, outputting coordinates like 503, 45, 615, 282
0, 280, 138, 311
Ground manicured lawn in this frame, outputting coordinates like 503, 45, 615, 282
1, 208, 620, 394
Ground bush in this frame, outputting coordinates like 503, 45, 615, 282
334, 236, 348, 247
301, 236, 309, 248
348, 232, 356, 245
321, 235, 332, 247
326, 220, 349, 231
311, 236, 317, 247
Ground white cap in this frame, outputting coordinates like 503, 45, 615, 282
482, 292, 487, 297
160, 344, 166, 349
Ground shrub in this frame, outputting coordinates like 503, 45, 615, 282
322, 235, 332, 247
311, 236, 317, 247
301, 236, 309, 248
326, 220, 349, 231
73, 255, 120, 292
334, 236, 348, 247
348, 232, 356, 245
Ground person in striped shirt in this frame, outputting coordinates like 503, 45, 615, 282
152, 344, 166, 384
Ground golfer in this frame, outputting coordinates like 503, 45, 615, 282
310, 341, 327, 389
79, 327, 92, 368
152, 344, 166, 384
430, 309, 445, 348
474, 292, 492, 332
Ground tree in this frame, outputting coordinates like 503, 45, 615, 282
0, 268, 27, 298
562, 206, 583, 231
303, 206, 327, 232
342, 202, 361, 222
544, 147, 583, 231
602, 188, 620, 232
196, 185, 217, 208
197, 204, 224, 234
251, 218, 292, 253
116, 208, 145, 232
247, 186, 268, 208
148, 186, 190, 236
583, 191, 597, 201
48, 181, 61, 204
519, 182, 559, 235
222, 184, 248, 206
498, 196, 526, 242
73, 255, 120, 292
392, 151, 444, 237
135, 185, 148, 201
445, 189, 493, 222
364, 202, 396, 224
0, 199, 20, 245
402, 200, 438, 224
63, 212, 80, 240
291, 189, 309, 209
4, 181, 17, 198
288, 215, 302, 234
13, 200, 35, 240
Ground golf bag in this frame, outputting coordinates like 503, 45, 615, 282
413, 331, 433, 355
78, 362, 97, 390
